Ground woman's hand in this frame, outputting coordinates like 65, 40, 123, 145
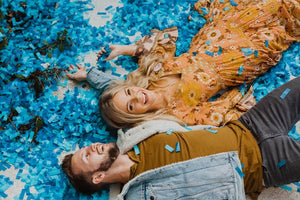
65, 63, 88, 81
97, 45, 137, 61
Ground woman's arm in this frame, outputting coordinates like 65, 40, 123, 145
99, 27, 179, 62
172, 87, 254, 126
65, 64, 119, 91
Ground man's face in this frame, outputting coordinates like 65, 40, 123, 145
71, 142, 119, 176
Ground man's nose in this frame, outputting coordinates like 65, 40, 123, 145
89, 143, 96, 152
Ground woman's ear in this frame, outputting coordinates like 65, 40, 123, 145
92, 171, 105, 184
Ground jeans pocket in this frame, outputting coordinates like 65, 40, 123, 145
146, 182, 236, 200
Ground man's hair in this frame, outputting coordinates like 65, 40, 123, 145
62, 154, 106, 194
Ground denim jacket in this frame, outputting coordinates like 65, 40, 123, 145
116, 151, 245, 200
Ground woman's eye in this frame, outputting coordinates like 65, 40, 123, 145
129, 103, 133, 111
127, 89, 131, 95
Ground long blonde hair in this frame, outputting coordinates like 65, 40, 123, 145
99, 55, 183, 129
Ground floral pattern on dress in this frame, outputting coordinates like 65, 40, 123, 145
137, 0, 300, 126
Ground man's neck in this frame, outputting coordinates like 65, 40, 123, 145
104, 154, 135, 184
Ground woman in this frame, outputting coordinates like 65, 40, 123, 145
67, 0, 300, 128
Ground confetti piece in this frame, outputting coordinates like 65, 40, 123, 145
192, 52, 197, 56
297, 187, 300, 193
241, 163, 244, 168
165, 145, 174, 152
277, 160, 286, 169
280, 185, 293, 191
133, 145, 140, 155
205, 128, 218, 134
254, 50, 258, 57
205, 50, 214, 56
223, 7, 230, 11
184, 124, 192, 131
205, 41, 211, 45
293, 182, 300, 187
201, 7, 209, 15
229, 0, 238, 6
235, 167, 245, 178
265, 40, 269, 47
238, 65, 244, 75
280, 88, 291, 99
217, 46, 222, 55
175, 142, 180, 152
167, 128, 173, 135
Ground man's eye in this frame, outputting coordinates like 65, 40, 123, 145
129, 103, 133, 111
127, 89, 131, 95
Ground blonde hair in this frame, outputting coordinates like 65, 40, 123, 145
99, 55, 183, 129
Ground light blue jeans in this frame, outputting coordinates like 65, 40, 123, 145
116, 151, 245, 200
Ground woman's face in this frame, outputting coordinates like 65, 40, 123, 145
112, 86, 161, 114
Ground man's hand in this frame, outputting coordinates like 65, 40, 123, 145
65, 63, 88, 81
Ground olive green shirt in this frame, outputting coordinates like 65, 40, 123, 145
127, 120, 262, 198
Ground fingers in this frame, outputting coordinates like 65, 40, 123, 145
75, 63, 83, 69
97, 47, 108, 61
66, 73, 75, 79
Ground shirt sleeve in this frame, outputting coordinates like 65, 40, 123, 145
86, 67, 119, 91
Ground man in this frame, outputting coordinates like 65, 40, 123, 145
62, 76, 300, 200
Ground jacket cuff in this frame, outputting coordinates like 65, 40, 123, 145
86, 67, 118, 91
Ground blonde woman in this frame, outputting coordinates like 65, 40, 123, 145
67, 0, 300, 129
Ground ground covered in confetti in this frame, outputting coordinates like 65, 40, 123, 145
0, 0, 300, 199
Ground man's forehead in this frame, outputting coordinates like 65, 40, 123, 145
71, 149, 83, 175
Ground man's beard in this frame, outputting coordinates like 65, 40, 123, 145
96, 143, 120, 172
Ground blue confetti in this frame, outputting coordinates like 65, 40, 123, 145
280, 185, 293, 191
167, 128, 173, 135
229, 0, 238, 6
238, 65, 243, 75
205, 128, 218, 134
277, 160, 286, 169
201, 7, 209, 15
223, 7, 230, 11
254, 50, 258, 57
298, 187, 300, 193
1, 0, 299, 199
205, 50, 214, 56
241, 163, 244, 168
217, 46, 222, 55
293, 182, 300, 187
280, 88, 291, 99
184, 124, 192, 131
205, 41, 211, 45
265, 40, 269, 47
235, 167, 245, 178
105, 5, 113, 11
165, 145, 174, 152
175, 142, 180, 152
133, 145, 140, 155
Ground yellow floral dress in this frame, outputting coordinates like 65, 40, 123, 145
135, 0, 300, 126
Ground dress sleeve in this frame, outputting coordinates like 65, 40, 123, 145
193, 0, 212, 21
173, 87, 256, 126
134, 27, 178, 60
